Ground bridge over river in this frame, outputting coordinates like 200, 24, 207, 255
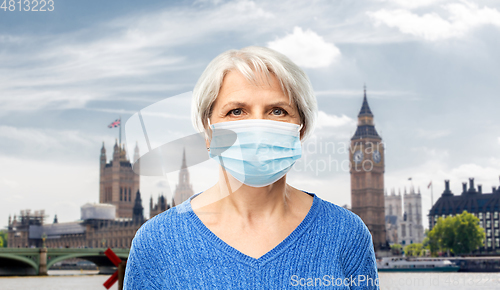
0, 248, 129, 276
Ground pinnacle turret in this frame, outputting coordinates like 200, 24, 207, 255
358, 85, 373, 117
351, 86, 380, 140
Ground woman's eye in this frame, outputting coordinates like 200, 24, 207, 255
229, 108, 242, 116
272, 108, 286, 116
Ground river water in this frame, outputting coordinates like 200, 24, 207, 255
0, 271, 499, 289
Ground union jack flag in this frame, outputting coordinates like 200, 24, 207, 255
108, 119, 120, 128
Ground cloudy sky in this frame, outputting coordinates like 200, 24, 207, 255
1, 0, 499, 231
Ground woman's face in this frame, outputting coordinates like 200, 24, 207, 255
209, 70, 301, 126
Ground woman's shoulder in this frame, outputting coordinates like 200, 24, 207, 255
132, 202, 193, 245
315, 195, 375, 269
315, 195, 371, 237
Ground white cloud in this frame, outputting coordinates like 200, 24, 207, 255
316, 111, 354, 128
0, 177, 19, 189
0, 0, 275, 112
0, 125, 103, 149
309, 111, 356, 141
267, 27, 341, 68
449, 163, 500, 182
498, 137, 500, 144
376, 0, 449, 9
315, 89, 418, 99
367, 1, 500, 41
0, 155, 99, 228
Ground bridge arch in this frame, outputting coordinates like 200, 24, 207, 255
0, 253, 38, 273
47, 252, 128, 269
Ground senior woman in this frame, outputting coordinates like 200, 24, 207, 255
124, 46, 379, 289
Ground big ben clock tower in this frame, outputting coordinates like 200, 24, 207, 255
350, 86, 386, 251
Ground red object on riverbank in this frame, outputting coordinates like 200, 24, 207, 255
103, 248, 123, 289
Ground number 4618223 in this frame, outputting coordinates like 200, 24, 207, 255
1, 0, 55, 11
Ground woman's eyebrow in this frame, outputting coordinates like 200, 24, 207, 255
265, 101, 294, 109
220, 101, 247, 111
220, 101, 294, 111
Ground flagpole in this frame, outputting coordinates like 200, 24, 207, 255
430, 182, 434, 207
119, 115, 122, 150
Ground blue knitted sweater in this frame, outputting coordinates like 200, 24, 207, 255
124, 191, 379, 289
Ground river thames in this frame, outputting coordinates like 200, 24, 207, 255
1, 271, 500, 289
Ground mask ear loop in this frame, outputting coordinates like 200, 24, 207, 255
208, 118, 234, 196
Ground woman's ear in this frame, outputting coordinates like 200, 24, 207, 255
299, 123, 305, 141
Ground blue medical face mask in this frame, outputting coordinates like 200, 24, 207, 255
208, 119, 302, 187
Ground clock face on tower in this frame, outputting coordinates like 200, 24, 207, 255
373, 150, 381, 163
353, 150, 363, 164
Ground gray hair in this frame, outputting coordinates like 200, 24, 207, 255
191, 46, 317, 140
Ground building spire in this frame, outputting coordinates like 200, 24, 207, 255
351, 85, 380, 140
134, 141, 140, 162
181, 147, 187, 169
100, 141, 107, 165
133, 190, 144, 224
358, 84, 373, 117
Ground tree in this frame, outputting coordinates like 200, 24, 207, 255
451, 211, 485, 254
422, 229, 439, 256
0, 230, 7, 248
405, 243, 424, 257
390, 243, 402, 255
426, 211, 484, 256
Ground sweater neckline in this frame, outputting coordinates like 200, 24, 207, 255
184, 190, 322, 267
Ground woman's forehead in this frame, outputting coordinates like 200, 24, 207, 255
216, 70, 291, 104
222, 69, 280, 89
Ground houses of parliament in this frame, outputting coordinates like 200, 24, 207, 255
7, 140, 194, 248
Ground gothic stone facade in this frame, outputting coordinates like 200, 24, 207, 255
100, 140, 141, 218
384, 187, 424, 246
350, 88, 386, 251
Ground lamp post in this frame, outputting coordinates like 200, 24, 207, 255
42, 233, 47, 249
39, 233, 48, 275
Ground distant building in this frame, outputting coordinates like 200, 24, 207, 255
100, 140, 141, 218
150, 148, 193, 217
429, 178, 500, 253
7, 210, 45, 248
7, 192, 144, 249
173, 149, 194, 207
384, 186, 424, 246
349, 87, 386, 251
150, 194, 171, 219
400, 187, 424, 245
8, 134, 194, 249
384, 189, 402, 245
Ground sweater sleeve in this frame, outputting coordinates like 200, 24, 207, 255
344, 215, 380, 290
123, 231, 148, 290
123, 223, 163, 290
